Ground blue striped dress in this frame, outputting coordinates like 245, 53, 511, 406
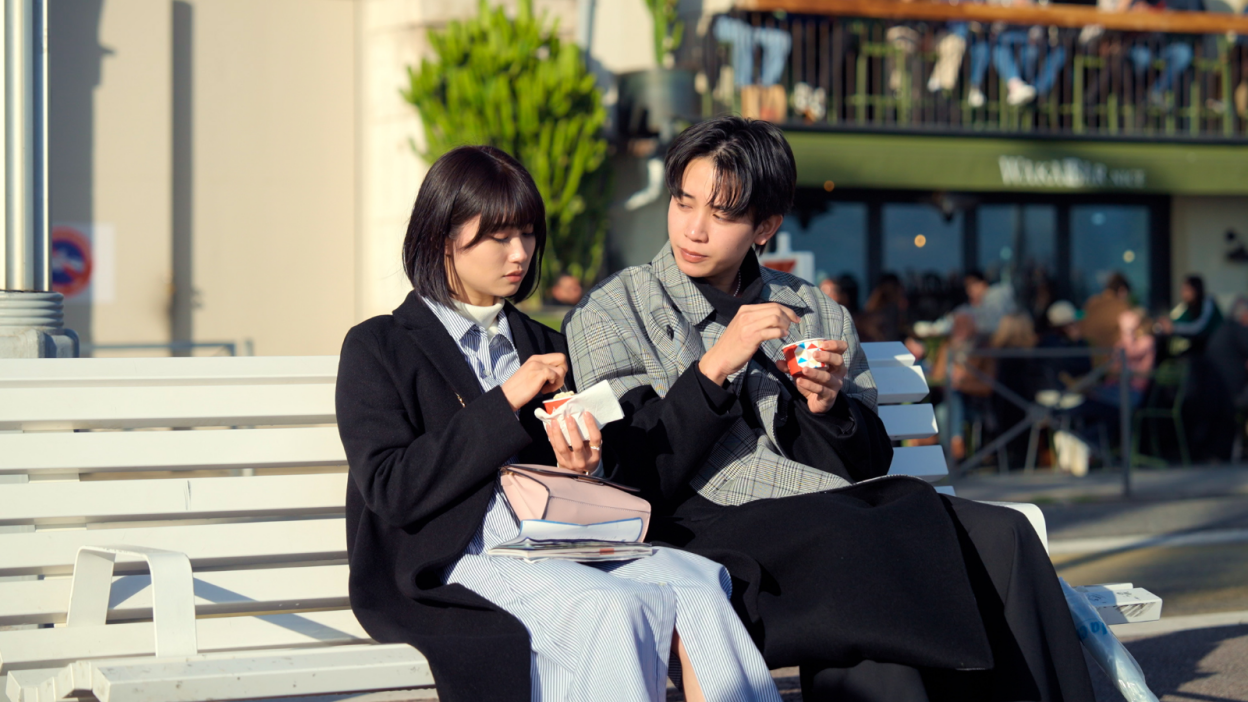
426, 299, 781, 702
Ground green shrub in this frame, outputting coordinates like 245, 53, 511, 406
644, 0, 684, 67
402, 0, 610, 296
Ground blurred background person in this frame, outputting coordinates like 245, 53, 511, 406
959, 269, 1017, 336
993, 2, 1068, 106
549, 272, 584, 306
1038, 300, 1093, 388
991, 313, 1041, 466
1116, 0, 1204, 108
1157, 273, 1223, 354
1209, 296, 1248, 427
864, 272, 910, 342
930, 312, 996, 461
1109, 307, 1156, 406
819, 276, 839, 302
1082, 272, 1133, 353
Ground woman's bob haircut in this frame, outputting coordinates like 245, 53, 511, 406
402, 145, 547, 306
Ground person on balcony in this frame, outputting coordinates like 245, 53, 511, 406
566, 116, 1095, 702
1116, 0, 1205, 107
992, 2, 1069, 106
925, 1, 1000, 108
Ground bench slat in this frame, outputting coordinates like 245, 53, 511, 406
93, 645, 433, 702
0, 384, 335, 430
0, 426, 346, 476
0, 474, 347, 526
0, 357, 338, 389
887, 445, 949, 481
861, 342, 915, 368
0, 565, 349, 626
0, 518, 345, 577
0, 609, 369, 673
872, 365, 930, 405
878, 404, 938, 441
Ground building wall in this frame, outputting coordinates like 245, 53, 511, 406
187, 0, 357, 356
1171, 196, 1248, 311
355, 0, 582, 323
50, 0, 358, 356
51, 0, 172, 349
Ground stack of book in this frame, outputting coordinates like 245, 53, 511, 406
487, 518, 654, 563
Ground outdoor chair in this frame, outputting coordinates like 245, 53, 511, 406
0, 346, 1160, 701
1132, 357, 1192, 467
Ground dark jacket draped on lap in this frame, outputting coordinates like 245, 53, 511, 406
336, 292, 565, 702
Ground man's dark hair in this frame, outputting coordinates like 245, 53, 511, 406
1105, 272, 1131, 295
1183, 274, 1205, 307
402, 145, 546, 305
664, 116, 796, 225
963, 269, 986, 285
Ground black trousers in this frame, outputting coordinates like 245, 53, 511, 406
654, 480, 1093, 702
801, 496, 1095, 702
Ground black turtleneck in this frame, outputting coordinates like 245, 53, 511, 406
689, 252, 874, 483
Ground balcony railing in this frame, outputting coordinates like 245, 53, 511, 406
700, 0, 1248, 139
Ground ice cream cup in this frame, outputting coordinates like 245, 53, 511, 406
543, 396, 573, 414
781, 338, 829, 376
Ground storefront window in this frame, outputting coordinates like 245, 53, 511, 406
1071, 205, 1150, 308
882, 204, 963, 320
783, 203, 868, 309
978, 204, 1058, 318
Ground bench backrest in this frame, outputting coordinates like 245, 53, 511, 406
0, 356, 360, 680
0, 345, 941, 679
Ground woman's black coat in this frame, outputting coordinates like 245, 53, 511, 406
335, 291, 565, 702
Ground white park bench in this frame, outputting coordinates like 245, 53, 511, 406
0, 343, 1159, 702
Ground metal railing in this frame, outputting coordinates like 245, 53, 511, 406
702, 8, 1248, 139
80, 340, 253, 357
944, 346, 1134, 495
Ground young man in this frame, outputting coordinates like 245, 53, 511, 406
566, 116, 1093, 702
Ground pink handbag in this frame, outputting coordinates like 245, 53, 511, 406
499, 464, 651, 540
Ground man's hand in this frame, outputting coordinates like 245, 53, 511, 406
775, 339, 849, 414
700, 303, 800, 384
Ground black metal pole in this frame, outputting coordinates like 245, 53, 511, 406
1120, 347, 1132, 498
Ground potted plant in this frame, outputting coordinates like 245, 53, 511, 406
616, 0, 699, 143
402, 0, 610, 299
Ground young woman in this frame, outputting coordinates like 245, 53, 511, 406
567, 117, 1095, 702
335, 145, 781, 702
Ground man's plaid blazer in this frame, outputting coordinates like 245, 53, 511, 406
566, 245, 881, 507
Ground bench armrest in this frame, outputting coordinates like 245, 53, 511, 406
65, 545, 198, 656
980, 501, 1049, 555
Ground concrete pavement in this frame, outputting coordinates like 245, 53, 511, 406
960, 465, 1248, 701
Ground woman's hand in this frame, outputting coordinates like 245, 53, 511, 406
547, 412, 602, 474
500, 353, 567, 411
775, 339, 849, 414
700, 303, 800, 384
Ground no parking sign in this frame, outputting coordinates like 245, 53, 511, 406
51, 226, 93, 298
49, 224, 114, 303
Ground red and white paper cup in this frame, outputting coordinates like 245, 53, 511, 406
781, 338, 829, 376
543, 395, 573, 414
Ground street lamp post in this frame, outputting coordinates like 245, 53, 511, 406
0, 0, 75, 358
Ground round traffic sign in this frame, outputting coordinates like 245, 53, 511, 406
51, 226, 93, 298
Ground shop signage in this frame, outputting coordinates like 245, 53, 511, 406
997, 155, 1146, 190
787, 131, 1248, 195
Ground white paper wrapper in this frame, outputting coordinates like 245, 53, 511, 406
534, 380, 624, 443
